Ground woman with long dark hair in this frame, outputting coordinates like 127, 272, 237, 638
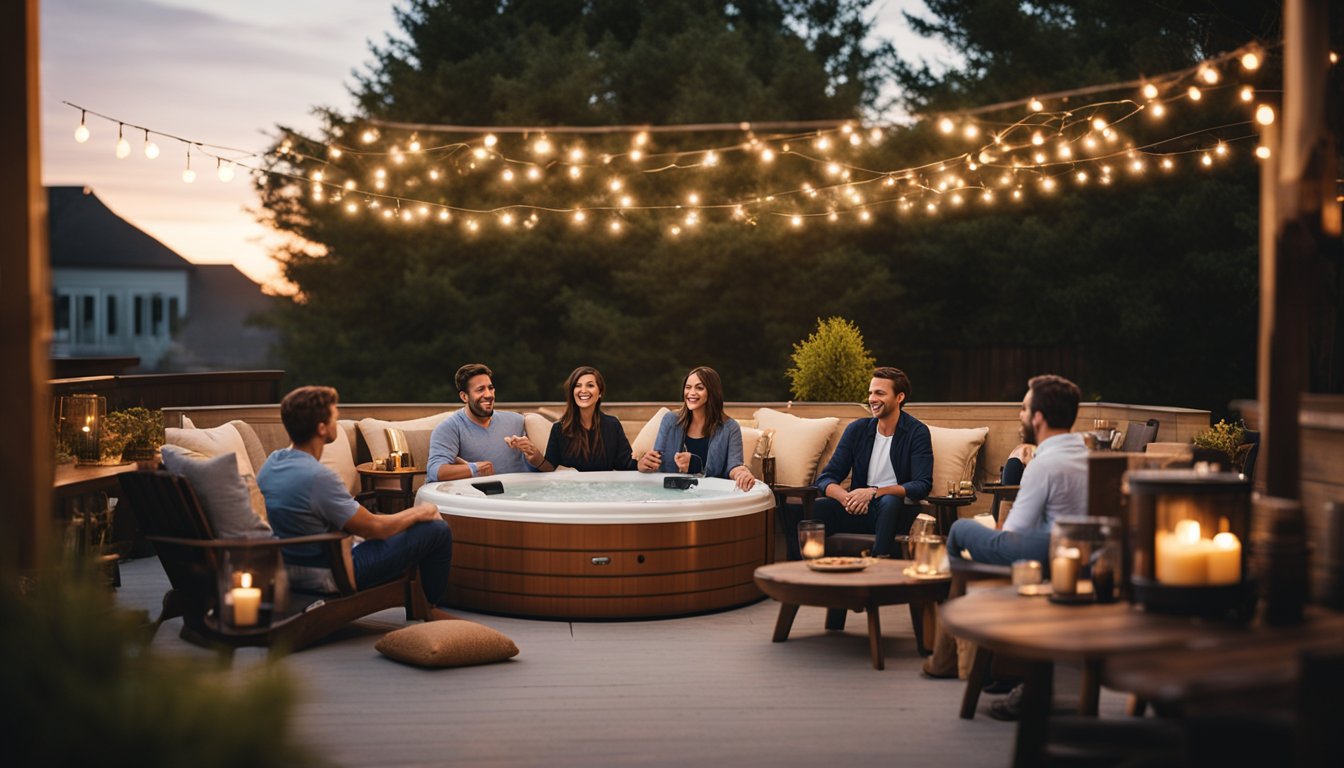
532, 366, 636, 472
636, 366, 756, 491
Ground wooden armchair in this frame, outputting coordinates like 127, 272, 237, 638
119, 470, 435, 656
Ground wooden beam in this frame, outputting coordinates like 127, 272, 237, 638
1261, 0, 1335, 499
0, 0, 51, 576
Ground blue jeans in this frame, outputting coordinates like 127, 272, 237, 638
811, 494, 917, 557
353, 518, 454, 604
946, 518, 1050, 566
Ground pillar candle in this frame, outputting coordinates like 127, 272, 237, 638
1207, 532, 1242, 585
1051, 548, 1080, 595
231, 572, 262, 627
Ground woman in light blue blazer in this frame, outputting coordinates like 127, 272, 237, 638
636, 366, 757, 491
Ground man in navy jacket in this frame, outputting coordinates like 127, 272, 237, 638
811, 367, 934, 557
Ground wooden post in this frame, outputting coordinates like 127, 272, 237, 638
1260, 0, 1336, 499
0, 0, 50, 577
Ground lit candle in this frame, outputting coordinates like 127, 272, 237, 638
1051, 547, 1081, 595
231, 572, 262, 627
1156, 519, 1210, 585
801, 540, 825, 559
1207, 531, 1242, 585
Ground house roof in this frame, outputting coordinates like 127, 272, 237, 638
174, 264, 279, 370
47, 186, 193, 271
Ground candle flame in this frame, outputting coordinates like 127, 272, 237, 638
240, 572, 252, 589
1174, 519, 1201, 544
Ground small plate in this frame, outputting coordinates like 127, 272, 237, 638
901, 566, 949, 580
806, 556, 873, 572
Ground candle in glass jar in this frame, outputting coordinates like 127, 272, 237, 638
801, 540, 825, 559
231, 571, 262, 627
1051, 547, 1081, 595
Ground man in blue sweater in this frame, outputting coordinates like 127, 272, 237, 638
811, 367, 934, 557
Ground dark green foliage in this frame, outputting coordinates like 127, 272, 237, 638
3, 562, 321, 767
256, 0, 1276, 413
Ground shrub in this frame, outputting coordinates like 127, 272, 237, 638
787, 317, 876, 402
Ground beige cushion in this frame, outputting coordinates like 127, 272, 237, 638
375, 620, 520, 668
228, 420, 269, 482
752, 408, 839, 487
166, 423, 255, 476
357, 412, 455, 469
165, 422, 268, 521
160, 445, 271, 538
523, 412, 553, 457
320, 424, 359, 496
629, 407, 671, 459
928, 425, 989, 494
740, 426, 763, 476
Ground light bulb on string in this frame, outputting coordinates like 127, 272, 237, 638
1255, 145, 1271, 159
1201, 152, 1213, 167
1241, 50, 1261, 71
74, 111, 89, 143
760, 148, 775, 163
1199, 64, 1220, 84
181, 148, 195, 183
1029, 98, 1044, 112
609, 219, 623, 234
329, 146, 342, 159
1150, 103, 1166, 118
360, 129, 377, 144
1256, 104, 1275, 125
532, 136, 553, 155
1141, 83, 1159, 100
115, 124, 130, 159
1240, 85, 1255, 102
217, 159, 234, 182
1188, 86, 1202, 101
484, 134, 498, 148
938, 117, 955, 134
703, 150, 719, 167
526, 166, 541, 181
142, 130, 159, 159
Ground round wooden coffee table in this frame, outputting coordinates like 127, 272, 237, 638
753, 559, 951, 670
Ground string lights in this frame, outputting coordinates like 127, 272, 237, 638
63, 39, 1327, 237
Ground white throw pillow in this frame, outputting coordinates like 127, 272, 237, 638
523, 412, 553, 457
357, 411, 455, 469
160, 445, 271, 539
928, 425, 990, 494
629, 407, 671, 459
752, 408, 839, 487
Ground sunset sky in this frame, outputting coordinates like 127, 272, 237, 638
40, 0, 954, 290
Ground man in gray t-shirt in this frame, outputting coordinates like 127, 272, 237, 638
427, 363, 538, 480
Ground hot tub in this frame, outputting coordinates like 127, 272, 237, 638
417, 471, 776, 619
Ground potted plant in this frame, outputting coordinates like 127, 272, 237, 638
1191, 419, 1252, 472
101, 407, 164, 463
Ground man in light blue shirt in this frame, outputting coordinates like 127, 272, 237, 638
946, 374, 1089, 565
427, 363, 537, 481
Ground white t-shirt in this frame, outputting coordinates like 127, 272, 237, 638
866, 431, 900, 488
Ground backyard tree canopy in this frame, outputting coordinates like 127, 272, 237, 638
256, 0, 1279, 412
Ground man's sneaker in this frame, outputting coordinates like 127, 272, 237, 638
988, 683, 1023, 721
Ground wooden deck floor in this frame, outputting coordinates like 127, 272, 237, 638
115, 557, 1131, 768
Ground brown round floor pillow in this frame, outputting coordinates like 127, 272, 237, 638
375, 620, 519, 668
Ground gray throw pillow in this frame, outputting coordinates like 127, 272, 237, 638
161, 444, 272, 539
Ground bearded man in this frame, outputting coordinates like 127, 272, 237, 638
427, 363, 536, 480
945, 374, 1089, 565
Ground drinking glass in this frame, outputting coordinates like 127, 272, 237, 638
913, 535, 947, 575
1091, 419, 1118, 451
798, 520, 826, 560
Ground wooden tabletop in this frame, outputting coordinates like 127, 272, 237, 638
938, 586, 1256, 663
1102, 606, 1344, 703
53, 461, 140, 499
754, 558, 950, 609
355, 462, 426, 476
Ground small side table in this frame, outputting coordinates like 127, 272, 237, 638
356, 463, 427, 513
925, 493, 977, 534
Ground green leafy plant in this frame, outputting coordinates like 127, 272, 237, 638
102, 407, 164, 462
787, 317, 876, 402
1192, 419, 1249, 467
